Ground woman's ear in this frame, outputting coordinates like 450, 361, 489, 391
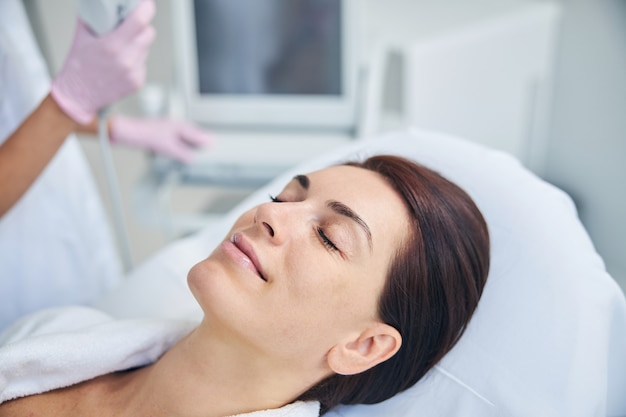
327, 323, 402, 375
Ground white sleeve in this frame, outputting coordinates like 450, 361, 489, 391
0, 0, 123, 332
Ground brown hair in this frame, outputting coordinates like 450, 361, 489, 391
298, 155, 490, 414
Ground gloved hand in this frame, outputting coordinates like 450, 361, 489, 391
109, 115, 214, 163
51, 0, 156, 125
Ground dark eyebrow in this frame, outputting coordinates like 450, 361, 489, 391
328, 200, 373, 252
294, 174, 310, 189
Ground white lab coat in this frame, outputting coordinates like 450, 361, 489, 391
0, 0, 122, 331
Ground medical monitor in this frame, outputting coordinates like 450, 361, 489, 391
172, 0, 358, 133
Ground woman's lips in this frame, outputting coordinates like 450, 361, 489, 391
222, 233, 267, 281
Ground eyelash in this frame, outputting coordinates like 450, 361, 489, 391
268, 194, 339, 252
317, 227, 339, 252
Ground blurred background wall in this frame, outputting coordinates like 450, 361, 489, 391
23, 0, 625, 291
542, 0, 626, 291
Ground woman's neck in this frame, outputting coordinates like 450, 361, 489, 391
113, 320, 327, 417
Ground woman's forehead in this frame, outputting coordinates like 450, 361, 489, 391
304, 165, 382, 186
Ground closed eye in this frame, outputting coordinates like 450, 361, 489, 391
317, 227, 339, 252
270, 194, 339, 253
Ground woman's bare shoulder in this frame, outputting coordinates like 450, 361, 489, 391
0, 386, 81, 417
0, 372, 128, 417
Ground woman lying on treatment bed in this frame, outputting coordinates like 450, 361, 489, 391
0, 154, 490, 416
0, 1, 490, 415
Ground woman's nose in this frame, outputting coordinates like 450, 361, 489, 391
262, 220, 275, 237
254, 201, 296, 244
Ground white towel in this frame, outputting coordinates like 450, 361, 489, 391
0, 306, 196, 404
0, 306, 320, 417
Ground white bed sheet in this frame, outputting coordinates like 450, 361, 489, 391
96, 128, 626, 417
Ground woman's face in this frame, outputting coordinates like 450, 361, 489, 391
188, 165, 409, 368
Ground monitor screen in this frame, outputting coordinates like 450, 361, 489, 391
194, 0, 343, 97
172, 0, 358, 131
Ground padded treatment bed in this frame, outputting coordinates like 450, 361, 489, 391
96, 128, 626, 417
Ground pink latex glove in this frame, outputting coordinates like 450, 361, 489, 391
51, 0, 156, 125
109, 116, 214, 163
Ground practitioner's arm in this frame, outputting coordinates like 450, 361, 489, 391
0, 95, 76, 217
0, 0, 156, 218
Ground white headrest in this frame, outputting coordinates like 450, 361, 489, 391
97, 128, 626, 417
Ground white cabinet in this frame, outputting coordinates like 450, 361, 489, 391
363, 1, 561, 174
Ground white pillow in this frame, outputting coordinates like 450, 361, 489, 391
96, 128, 626, 417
